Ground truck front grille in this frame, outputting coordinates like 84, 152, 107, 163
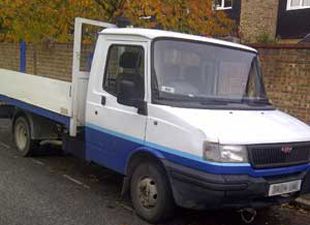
248, 142, 310, 169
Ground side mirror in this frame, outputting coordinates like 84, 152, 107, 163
117, 79, 139, 107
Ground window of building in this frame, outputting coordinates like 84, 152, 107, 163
215, 0, 233, 10
103, 45, 144, 97
287, 0, 310, 10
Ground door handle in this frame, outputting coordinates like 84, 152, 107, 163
101, 96, 106, 105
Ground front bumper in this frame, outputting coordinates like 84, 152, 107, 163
165, 161, 310, 210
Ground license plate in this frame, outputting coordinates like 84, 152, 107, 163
268, 180, 302, 197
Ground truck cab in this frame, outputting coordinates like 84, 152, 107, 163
84, 28, 310, 222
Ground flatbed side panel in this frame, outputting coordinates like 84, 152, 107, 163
0, 94, 70, 127
0, 69, 72, 119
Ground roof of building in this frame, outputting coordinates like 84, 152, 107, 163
101, 28, 257, 52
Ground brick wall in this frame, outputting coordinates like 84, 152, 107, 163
0, 42, 93, 81
25, 44, 73, 81
0, 42, 309, 124
0, 43, 20, 71
240, 0, 279, 43
255, 44, 310, 124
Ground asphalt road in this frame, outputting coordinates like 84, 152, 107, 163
0, 119, 309, 225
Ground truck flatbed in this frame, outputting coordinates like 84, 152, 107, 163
0, 68, 72, 126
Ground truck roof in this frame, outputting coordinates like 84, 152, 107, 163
101, 28, 257, 53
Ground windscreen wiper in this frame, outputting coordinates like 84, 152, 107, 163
242, 98, 271, 106
159, 94, 230, 105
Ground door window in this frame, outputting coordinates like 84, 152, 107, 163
103, 45, 145, 98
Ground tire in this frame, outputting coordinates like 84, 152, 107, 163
13, 116, 38, 157
130, 162, 175, 223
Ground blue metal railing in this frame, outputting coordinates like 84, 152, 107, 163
19, 41, 26, 73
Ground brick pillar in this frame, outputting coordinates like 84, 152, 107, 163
240, 0, 279, 43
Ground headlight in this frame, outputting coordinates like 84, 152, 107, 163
203, 142, 248, 163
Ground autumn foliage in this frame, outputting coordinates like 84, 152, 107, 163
0, 0, 235, 43
123, 0, 235, 36
0, 0, 108, 42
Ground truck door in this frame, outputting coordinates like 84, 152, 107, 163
86, 41, 147, 173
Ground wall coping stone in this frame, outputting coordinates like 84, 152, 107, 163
250, 43, 310, 49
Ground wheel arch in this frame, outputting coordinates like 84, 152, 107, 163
12, 108, 59, 140
125, 147, 167, 176
12, 109, 34, 138
121, 147, 169, 196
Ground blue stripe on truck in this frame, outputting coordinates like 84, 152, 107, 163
85, 123, 310, 178
0, 94, 70, 127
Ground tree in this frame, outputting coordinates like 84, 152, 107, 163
0, 0, 235, 43
93, 0, 125, 22
121, 0, 235, 37
0, 0, 108, 43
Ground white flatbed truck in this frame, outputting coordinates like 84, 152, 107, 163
1, 18, 310, 223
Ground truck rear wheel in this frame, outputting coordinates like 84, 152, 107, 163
130, 162, 175, 223
13, 116, 38, 157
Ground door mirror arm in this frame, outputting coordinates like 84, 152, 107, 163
137, 100, 148, 115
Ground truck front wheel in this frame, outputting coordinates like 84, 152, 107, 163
13, 116, 38, 157
130, 162, 175, 223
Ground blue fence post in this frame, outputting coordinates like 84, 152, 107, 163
19, 40, 26, 73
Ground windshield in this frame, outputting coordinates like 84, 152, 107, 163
152, 39, 271, 109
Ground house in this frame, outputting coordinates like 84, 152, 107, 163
277, 0, 310, 41
214, 0, 310, 43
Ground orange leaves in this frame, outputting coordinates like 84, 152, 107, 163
0, 0, 235, 43
0, 0, 106, 43
120, 0, 235, 37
